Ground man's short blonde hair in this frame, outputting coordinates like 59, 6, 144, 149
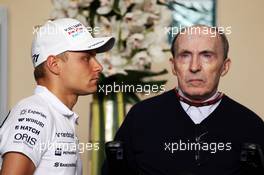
33, 52, 67, 81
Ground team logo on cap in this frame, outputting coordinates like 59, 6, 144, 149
64, 23, 85, 38
32, 54, 40, 63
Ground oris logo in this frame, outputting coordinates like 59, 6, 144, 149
14, 133, 37, 146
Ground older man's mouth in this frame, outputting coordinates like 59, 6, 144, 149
188, 79, 204, 86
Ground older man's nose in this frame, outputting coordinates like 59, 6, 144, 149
189, 56, 201, 73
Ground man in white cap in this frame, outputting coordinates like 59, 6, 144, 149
0, 18, 115, 175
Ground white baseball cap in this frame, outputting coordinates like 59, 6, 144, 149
31, 18, 115, 67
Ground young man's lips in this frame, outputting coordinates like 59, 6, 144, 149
91, 78, 99, 81
91, 76, 100, 80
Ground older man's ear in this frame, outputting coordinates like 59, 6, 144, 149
221, 58, 231, 77
170, 57, 177, 76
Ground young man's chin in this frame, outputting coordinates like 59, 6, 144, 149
78, 87, 98, 96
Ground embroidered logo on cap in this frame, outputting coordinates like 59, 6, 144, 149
64, 23, 85, 38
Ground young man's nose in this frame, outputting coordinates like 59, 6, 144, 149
93, 58, 103, 72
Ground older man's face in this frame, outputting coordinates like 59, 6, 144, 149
170, 28, 231, 100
